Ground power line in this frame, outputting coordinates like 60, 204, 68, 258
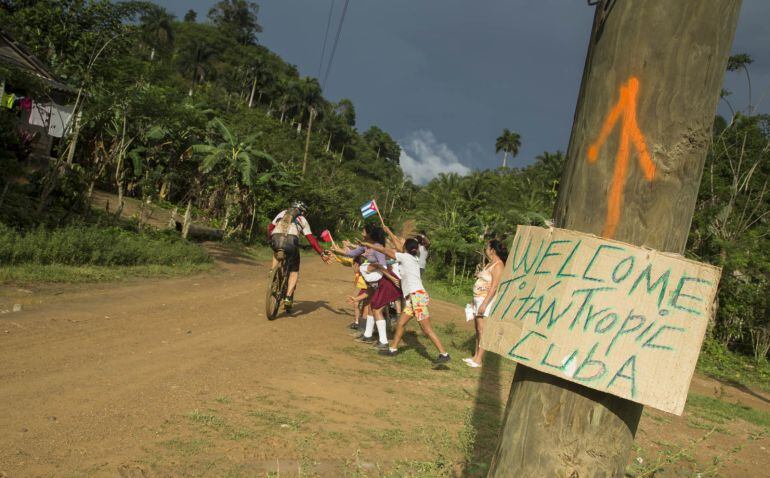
317, 0, 336, 80
322, 0, 350, 90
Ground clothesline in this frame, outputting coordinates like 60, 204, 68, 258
1, 87, 75, 138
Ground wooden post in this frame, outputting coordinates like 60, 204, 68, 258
169, 207, 178, 229
488, 1, 741, 476
182, 200, 192, 240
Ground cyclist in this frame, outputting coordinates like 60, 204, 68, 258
267, 200, 331, 312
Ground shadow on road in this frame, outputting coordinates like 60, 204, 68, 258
401, 330, 434, 363
712, 377, 770, 404
205, 244, 260, 266
291, 300, 348, 316
464, 353, 504, 477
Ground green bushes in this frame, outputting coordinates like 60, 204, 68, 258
0, 224, 210, 267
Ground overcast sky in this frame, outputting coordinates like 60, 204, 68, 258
159, 0, 770, 184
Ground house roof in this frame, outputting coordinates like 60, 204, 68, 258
0, 29, 77, 94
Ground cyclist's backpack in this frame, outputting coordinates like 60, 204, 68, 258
271, 208, 301, 253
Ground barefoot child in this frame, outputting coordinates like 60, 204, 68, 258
363, 238, 450, 364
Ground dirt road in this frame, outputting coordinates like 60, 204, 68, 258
1, 247, 768, 477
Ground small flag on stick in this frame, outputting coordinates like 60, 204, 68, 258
360, 199, 378, 219
320, 229, 334, 243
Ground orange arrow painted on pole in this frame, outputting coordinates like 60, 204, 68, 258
587, 76, 656, 238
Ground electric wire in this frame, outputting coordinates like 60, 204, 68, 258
322, 0, 350, 89
317, 0, 336, 79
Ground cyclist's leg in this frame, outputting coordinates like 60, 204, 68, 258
284, 248, 300, 308
287, 271, 299, 296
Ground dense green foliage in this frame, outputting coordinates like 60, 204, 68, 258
0, 0, 405, 236
0, 1, 767, 362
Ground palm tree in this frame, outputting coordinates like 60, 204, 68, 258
139, 6, 175, 61
297, 77, 323, 174
727, 53, 754, 113
177, 37, 216, 96
495, 129, 521, 168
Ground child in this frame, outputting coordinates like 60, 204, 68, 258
363, 238, 450, 364
350, 257, 369, 329
333, 250, 369, 330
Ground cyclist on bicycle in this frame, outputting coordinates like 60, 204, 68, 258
267, 200, 331, 312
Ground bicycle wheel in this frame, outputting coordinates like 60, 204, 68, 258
265, 254, 285, 320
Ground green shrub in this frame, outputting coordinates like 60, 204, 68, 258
0, 223, 210, 267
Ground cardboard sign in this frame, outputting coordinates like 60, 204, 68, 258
481, 226, 721, 415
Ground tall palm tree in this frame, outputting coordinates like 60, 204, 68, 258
177, 37, 216, 96
727, 53, 754, 113
139, 6, 175, 61
495, 129, 521, 168
297, 77, 324, 174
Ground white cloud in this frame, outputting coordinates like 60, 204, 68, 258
399, 130, 471, 184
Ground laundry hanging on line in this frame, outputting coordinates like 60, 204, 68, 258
28, 100, 51, 128
1, 91, 15, 109
48, 102, 75, 138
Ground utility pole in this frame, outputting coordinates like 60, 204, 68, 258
488, 1, 741, 476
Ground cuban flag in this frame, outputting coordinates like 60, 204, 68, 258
360, 199, 378, 219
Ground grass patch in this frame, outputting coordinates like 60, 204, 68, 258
424, 277, 471, 307
386, 459, 453, 478
696, 339, 770, 393
241, 244, 276, 262
0, 262, 211, 284
686, 393, 770, 428
160, 438, 213, 456
186, 409, 226, 429
367, 428, 405, 448
226, 428, 256, 441
249, 409, 310, 431
0, 223, 211, 267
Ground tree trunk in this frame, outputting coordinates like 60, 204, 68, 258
302, 108, 316, 175
488, 1, 741, 477
248, 76, 257, 108
65, 87, 85, 166
0, 182, 8, 210
248, 205, 258, 242
114, 113, 128, 219
502, 151, 508, 168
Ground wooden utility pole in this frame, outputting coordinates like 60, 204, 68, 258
488, 1, 741, 476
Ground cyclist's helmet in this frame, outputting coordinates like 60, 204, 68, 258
291, 200, 308, 215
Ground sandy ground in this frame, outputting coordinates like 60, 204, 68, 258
0, 246, 768, 477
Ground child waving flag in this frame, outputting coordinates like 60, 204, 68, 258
362, 237, 450, 365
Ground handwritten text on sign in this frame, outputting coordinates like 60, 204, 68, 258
480, 226, 720, 415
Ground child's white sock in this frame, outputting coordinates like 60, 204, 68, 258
364, 315, 375, 337
375, 319, 388, 344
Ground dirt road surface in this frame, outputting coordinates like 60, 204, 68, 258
1, 247, 768, 477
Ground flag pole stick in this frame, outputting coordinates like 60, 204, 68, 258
374, 200, 386, 228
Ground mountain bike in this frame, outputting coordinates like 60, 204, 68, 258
265, 249, 290, 320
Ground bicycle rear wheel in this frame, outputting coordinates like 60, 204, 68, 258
265, 254, 285, 320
